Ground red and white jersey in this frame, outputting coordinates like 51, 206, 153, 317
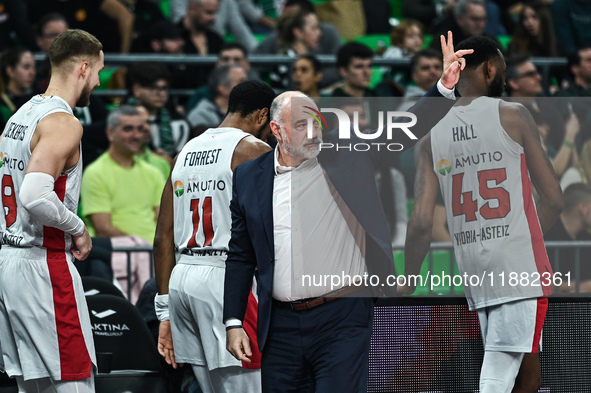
0, 95, 81, 251
431, 97, 552, 310
172, 127, 249, 260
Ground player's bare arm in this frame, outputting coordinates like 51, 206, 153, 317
153, 156, 182, 368
500, 101, 564, 233
22, 112, 92, 260
400, 135, 439, 295
231, 135, 272, 171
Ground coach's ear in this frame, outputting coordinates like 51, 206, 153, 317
270, 120, 282, 142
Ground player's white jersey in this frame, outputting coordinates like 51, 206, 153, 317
0, 95, 81, 251
431, 96, 552, 310
172, 127, 249, 260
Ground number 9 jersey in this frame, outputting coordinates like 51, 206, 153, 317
172, 127, 250, 258
431, 96, 553, 310
0, 95, 81, 251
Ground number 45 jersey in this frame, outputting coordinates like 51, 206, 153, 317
431, 97, 552, 310
172, 127, 250, 257
0, 95, 81, 251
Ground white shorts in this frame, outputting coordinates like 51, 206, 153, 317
169, 260, 260, 370
477, 297, 547, 353
0, 247, 96, 381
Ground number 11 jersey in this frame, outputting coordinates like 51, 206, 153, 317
431, 97, 552, 310
172, 127, 249, 258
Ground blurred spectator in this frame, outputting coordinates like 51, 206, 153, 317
0, 0, 37, 52
397, 49, 442, 111
330, 42, 375, 98
170, 0, 257, 50
0, 48, 36, 130
533, 109, 580, 179
404, 0, 454, 29
384, 20, 425, 60
126, 62, 191, 157
235, 0, 276, 32
135, 105, 172, 180
551, 0, 591, 57
559, 47, 591, 94
255, 0, 342, 87
120, 0, 165, 43
177, 0, 225, 87
187, 64, 248, 130
34, 13, 68, 92
256, 0, 341, 55
544, 183, 591, 293
380, 19, 425, 92
135, 20, 195, 107
361, 0, 391, 35
505, 55, 576, 177
505, 54, 543, 98
264, 8, 321, 89
292, 54, 322, 98
80, 105, 165, 303
429, 0, 501, 52
80, 105, 166, 243
185, 42, 254, 113
561, 139, 591, 190
26, 0, 134, 53
314, 0, 366, 40
509, 1, 557, 57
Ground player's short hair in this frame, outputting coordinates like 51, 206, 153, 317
48, 29, 102, 70
563, 183, 591, 212
128, 62, 172, 87
227, 80, 276, 118
337, 42, 373, 69
410, 48, 441, 74
455, 35, 502, 69
107, 105, 141, 130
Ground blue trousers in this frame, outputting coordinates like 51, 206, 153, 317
262, 297, 374, 393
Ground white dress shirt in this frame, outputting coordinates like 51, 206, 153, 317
272, 148, 366, 301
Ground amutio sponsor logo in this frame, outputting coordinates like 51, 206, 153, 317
305, 106, 418, 151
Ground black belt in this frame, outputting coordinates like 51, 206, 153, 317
272, 285, 363, 311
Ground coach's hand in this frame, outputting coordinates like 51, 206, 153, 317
158, 320, 182, 368
441, 30, 474, 90
227, 327, 252, 363
71, 227, 92, 261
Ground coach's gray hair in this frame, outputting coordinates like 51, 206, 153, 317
270, 91, 309, 128
107, 105, 141, 130
454, 0, 485, 17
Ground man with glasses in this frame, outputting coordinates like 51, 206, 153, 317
127, 62, 191, 157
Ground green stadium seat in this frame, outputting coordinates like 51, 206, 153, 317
159, 0, 170, 19
497, 35, 512, 52
98, 68, 117, 91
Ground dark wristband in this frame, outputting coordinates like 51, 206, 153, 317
226, 325, 243, 331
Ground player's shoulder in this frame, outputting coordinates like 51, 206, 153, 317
498, 99, 529, 118
37, 111, 82, 136
235, 148, 273, 174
